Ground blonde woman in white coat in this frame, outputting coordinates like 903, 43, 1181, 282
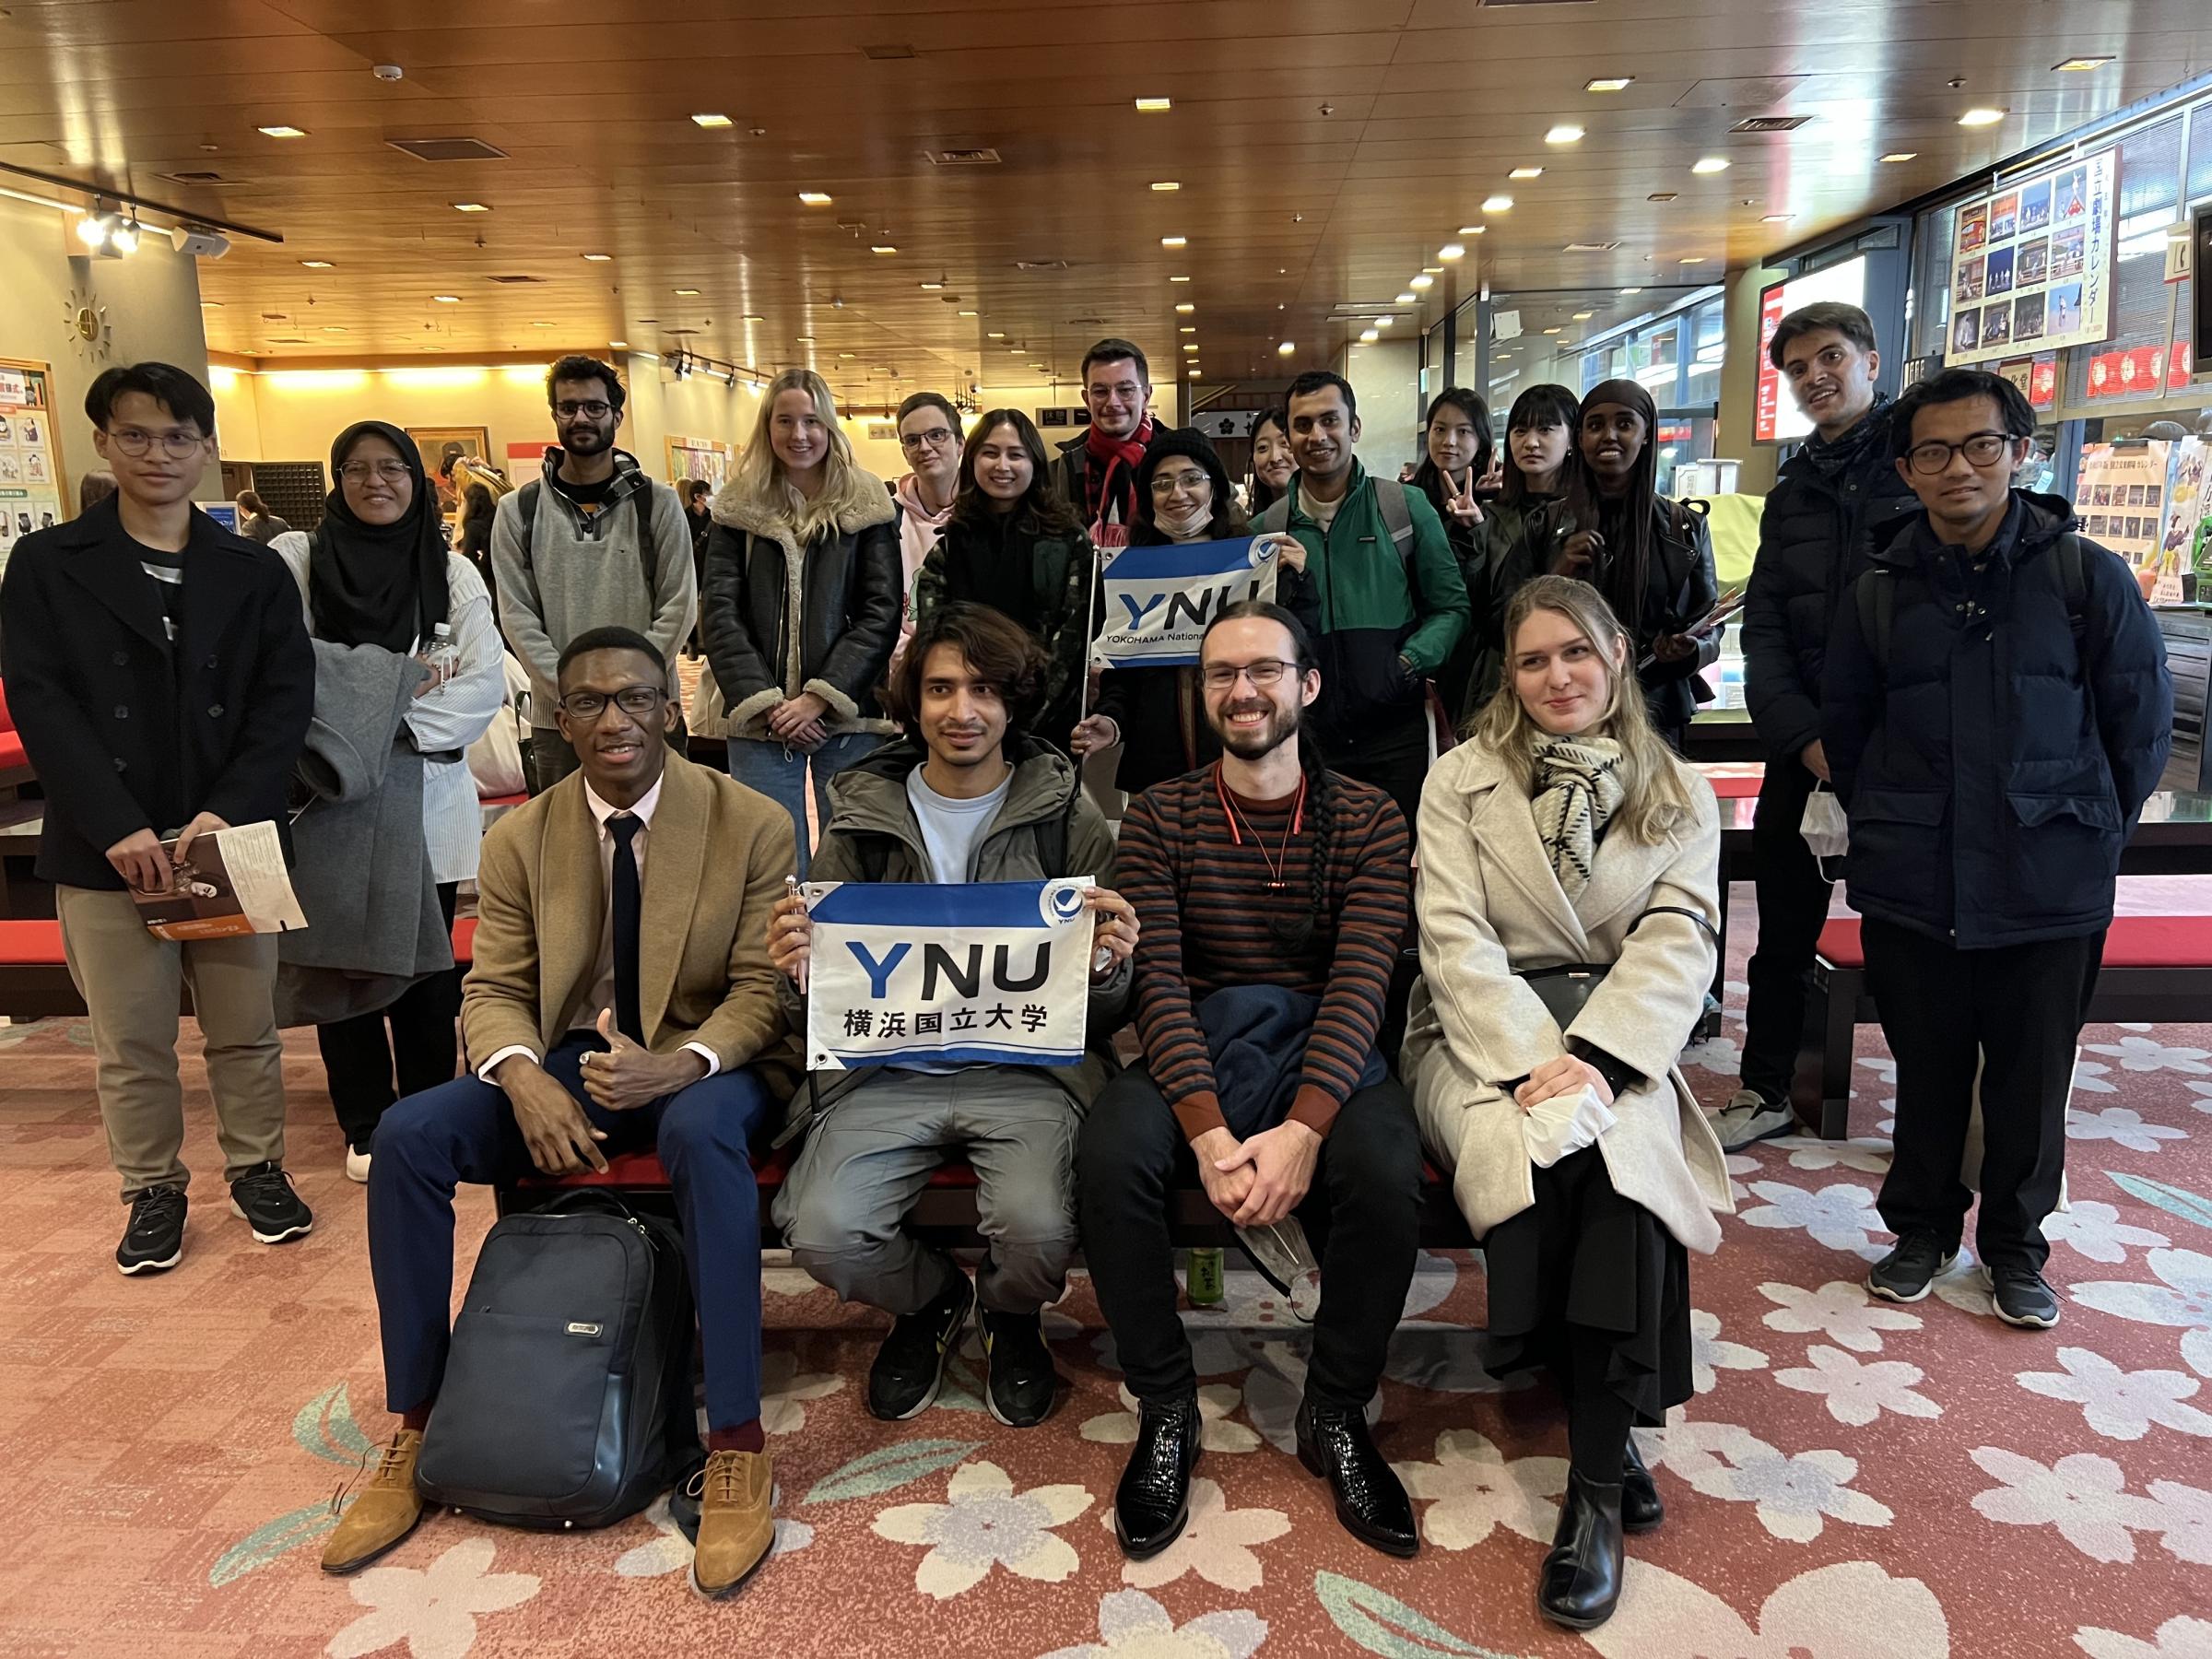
1402, 573, 1730, 1632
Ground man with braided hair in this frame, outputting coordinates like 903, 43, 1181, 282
1079, 600, 1423, 1564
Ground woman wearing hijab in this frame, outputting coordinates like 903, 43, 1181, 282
1526, 381, 1720, 752
270, 422, 505, 1182
1071, 428, 1249, 792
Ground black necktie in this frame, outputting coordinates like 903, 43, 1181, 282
608, 814, 643, 1042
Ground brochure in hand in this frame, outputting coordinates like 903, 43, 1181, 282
131, 820, 309, 941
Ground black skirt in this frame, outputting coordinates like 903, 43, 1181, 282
1480, 1144, 1693, 1426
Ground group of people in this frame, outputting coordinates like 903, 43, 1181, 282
0, 303, 2173, 1629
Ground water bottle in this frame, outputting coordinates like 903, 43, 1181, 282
1185, 1246, 1226, 1307
422, 622, 458, 697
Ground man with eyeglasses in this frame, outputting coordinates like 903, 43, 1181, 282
1, 361, 315, 1275
890, 393, 963, 658
493, 355, 696, 795
1050, 339, 1157, 550
324, 625, 797, 1598
1825, 367, 2171, 1331
1081, 600, 1423, 1564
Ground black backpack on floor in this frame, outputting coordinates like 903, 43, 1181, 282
416, 1191, 696, 1530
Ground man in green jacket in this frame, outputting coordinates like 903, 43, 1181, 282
1256, 370, 1469, 830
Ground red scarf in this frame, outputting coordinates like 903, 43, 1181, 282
1083, 414, 1154, 548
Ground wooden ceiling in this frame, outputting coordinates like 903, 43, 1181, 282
5, 0, 2211, 406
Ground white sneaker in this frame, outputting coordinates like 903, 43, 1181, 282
345, 1144, 372, 1184
1712, 1089, 1794, 1152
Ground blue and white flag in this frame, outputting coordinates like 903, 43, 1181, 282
803, 877, 1094, 1070
1089, 535, 1280, 668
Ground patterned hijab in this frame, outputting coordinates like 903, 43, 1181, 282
1531, 735, 1625, 898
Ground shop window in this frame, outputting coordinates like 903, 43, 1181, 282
2065, 117, 2184, 406
1912, 203, 1959, 358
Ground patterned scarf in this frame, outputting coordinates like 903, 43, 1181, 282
1531, 735, 1625, 899
1084, 414, 1155, 547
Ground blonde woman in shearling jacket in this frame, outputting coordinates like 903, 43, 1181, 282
700, 368, 902, 875
1401, 574, 1730, 1634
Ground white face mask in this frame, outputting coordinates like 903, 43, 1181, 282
1155, 493, 1213, 540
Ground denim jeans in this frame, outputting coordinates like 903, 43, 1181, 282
725, 731, 886, 877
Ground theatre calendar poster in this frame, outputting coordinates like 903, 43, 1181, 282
2077, 441, 2172, 567
1946, 150, 2116, 368
0, 358, 66, 579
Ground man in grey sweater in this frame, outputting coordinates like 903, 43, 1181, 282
492, 356, 696, 794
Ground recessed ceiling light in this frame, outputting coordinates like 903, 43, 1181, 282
958, 309, 978, 316
300, 259, 334, 268
2053, 55, 2114, 72
582, 252, 613, 261
1546, 124, 1585, 145
533, 321, 553, 327
1150, 180, 1180, 192
257, 124, 307, 138
1396, 292, 1418, 303
1169, 274, 1191, 282
1439, 242, 1466, 260
452, 202, 490, 213
1422, 266, 1444, 275
1762, 212, 1794, 222
1879, 151, 1918, 163
1410, 275, 1434, 289
674, 288, 701, 296
690, 112, 734, 127
1544, 326, 1562, 335
1180, 325, 1196, 334
1277, 341, 1296, 356
795, 335, 815, 344
743, 313, 764, 322
1010, 347, 1025, 354
988, 331, 1006, 338
1374, 316, 1395, 327
1585, 76, 1634, 92
200, 300, 222, 308
1359, 328, 1380, 343
1188, 367, 1202, 377
1959, 107, 2006, 126
797, 190, 833, 205
324, 325, 347, 333
1458, 225, 1488, 236
1509, 166, 1545, 180
1161, 235, 1187, 247
871, 243, 897, 254
1182, 343, 1199, 352
1572, 311, 1594, 319
1618, 286, 1643, 294
839, 352, 855, 359
1135, 96, 1171, 112
609, 339, 628, 348
920, 280, 944, 290
1691, 156, 1731, 174
431, 294, 461, 303
1482, 194, 1514, 213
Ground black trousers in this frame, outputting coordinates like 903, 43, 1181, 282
1327, 707, 1430, 839
1077, 1064, 1422, 1409
316, 883, 463, 1149
1740, 758, 1836, 1104
1863, 917, 2105, 1272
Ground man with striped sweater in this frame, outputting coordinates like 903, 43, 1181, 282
1079, 600, 1423, 1564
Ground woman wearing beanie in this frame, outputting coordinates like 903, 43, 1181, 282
1072, 428, 1250, 793
701, 367, 903, 873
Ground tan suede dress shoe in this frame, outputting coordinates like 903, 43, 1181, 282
321, 1430, 428, 1574
689, 1449, 774, 1599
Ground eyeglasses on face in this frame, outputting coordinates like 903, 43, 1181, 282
1906, 432, 2012, 476
106, 426, 206, 458
900, 427, 956, 451
553, 400, 614, 420
338, 459, 413, 483
559, 686, 665, 721
1150, 469, 1209, 495
1200, 658, 1295, 690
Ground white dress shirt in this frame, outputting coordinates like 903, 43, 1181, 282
475, 773, 720, 1083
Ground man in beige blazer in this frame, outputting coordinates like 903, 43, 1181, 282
321, 625, 796, 1601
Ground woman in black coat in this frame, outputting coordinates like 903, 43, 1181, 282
700, 369, 902, 874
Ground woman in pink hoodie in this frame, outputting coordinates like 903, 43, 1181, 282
889, 392, 963, 656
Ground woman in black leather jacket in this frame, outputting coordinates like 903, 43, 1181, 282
1528, 379, 1720, 751
701, 367, 902, 873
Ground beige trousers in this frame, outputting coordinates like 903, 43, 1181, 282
56, 884, 288, 1198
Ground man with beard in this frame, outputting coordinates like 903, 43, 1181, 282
493, 356, 697, 794
1079, 600, 1423, 1563
1050, 339, 1156, 550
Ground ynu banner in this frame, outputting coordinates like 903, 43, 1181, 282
1089, 536, 1280, 668
803, 877, 1095, 1070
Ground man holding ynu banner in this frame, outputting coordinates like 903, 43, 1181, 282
765, 602, 1138, 1430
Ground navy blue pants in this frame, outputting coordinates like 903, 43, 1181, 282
368, 1035, 774, 1430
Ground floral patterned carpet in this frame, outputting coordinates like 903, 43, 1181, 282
2, 893, 2210, 1659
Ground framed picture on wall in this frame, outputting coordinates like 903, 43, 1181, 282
405, 425, 492, 513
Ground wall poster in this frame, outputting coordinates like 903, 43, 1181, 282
1945, 149, 2117, 368
666, 436, 733, 489
2076, 440, 2171, 567
0, 357, 67, 580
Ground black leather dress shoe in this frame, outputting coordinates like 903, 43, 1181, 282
1295, 1398, 1418, 1558
1537, 1469, 1625, 1630
1113, 1397, 1203, 1559
1621, 1438, 1663, 1534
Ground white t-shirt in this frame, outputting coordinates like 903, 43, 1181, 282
905, 763, 1014, 883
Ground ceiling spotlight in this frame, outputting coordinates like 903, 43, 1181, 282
582, 252, 613, 261
1585, 76, 1634, 92
1482, 194, 1514, 213
1174, 302, 1194, 313
257, 124, 308, 138
1959, 107, 2006, 126
1458, 225, 1488, 236
1359, 329, 1380, 343
1151, 180, 1180, 191
452, 202, 490, 213
871, 244, 897, 254
1188, 367, 1202, 377
1439, 242, 1465, 260
1160, 235, 1187, 247
1879, 151, 1918, 163
988, 331, 1006, 338
1509, 166, 1545, 180
1396, 292, 1418, 303
107, 215, 140, 255
1410, 275, 1435, 289
2053, 55, 2114, 72
1546, 124, 1585, 145
797, 190, 833, 205
1691, 156, 1731, 173
1169, 274, 1192, 283
958, 309, 978, 316
1135, 96, 1171, 112
1277, 341, 1296, 356
432, 293, 461, 302
300, 259, 334, 269
690, 112, 734, 127
1182, 343, 1199, 353
674, 288, 701, 296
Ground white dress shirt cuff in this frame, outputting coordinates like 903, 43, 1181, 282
476, 1044, 539, 1084
681, 1041, 722, 1078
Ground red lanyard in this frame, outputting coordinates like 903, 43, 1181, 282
1214, 763, 1307, 890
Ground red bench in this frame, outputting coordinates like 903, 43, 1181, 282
0, 681, 32, 791
0, 915, 478, 1020
1800, 915, 2212, 1139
